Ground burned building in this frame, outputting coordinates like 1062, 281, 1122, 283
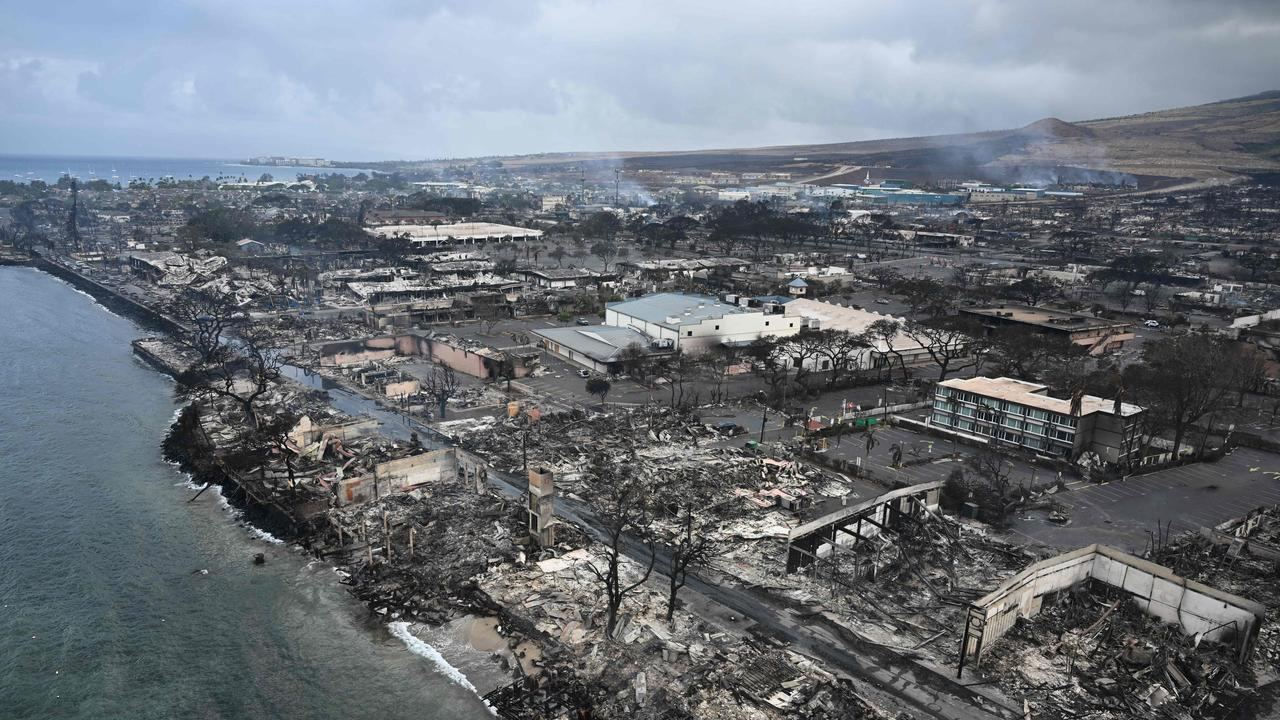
961, 304, 1135, 355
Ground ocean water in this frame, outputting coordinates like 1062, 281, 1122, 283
0, 267, 492, 720
0, 155, 372, 185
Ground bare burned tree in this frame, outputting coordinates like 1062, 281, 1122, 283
474, 300, 505, 336
746, 337, 790, 403
656, 467, 738, 620
700, 345, 740, 403
966, 447, 1014, 498
654, 353, 700, 408
946, 448, 1018, 521
901, 319, 984, 382
169, 286, 244, 366
782, 331, 827, 390
811, 329, 871, 388
508, 407, 542, 471
1124, 330, 1233, 458
866, 319, 909, 382
176, 326, 286, 431
618, 342, 654, 386
422, 362, 461, 419
581, 453, 657, 639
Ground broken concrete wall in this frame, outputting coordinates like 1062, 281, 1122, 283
786, 480, 943, 574
288, 416, 382, 447
319, 336, 401, 366
318, 332, 513, 381
374, 450, 455, 489
426, 340, 491, 379
318, 333, 430, 367
384, 379, 421, 398
453, 447, 489, 493
336, 447, 489, 506
962, 544, 1266, 664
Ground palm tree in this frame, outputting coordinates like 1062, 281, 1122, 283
862, 428, 879, 457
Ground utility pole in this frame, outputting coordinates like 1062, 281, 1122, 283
66, 178, 82, 253
614, 168, 621, 206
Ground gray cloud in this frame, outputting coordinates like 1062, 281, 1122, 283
1, 0, 1278, 159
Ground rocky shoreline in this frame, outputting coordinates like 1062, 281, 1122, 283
19, 257, 531, 702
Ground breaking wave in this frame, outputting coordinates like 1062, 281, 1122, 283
43, 272, 121, 320
388, 621, 494, 713
213, 486, 286, 544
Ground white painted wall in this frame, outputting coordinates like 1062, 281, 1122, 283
964, 544, 1265, 662
605, 307, 799, 354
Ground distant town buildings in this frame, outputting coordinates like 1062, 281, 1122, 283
245, 156, 332, 168
363, 209, 447, 227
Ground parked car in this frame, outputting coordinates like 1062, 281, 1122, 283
1143, 319, 1160, 328
713, 421, 748, 437
575, 317, 591, 326
875, 298, 891, 305
577, 369, 591, 378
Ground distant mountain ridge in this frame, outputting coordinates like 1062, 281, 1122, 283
487, 92, 1280, 186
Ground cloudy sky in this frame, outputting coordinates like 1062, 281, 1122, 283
2, 0, 1278, 160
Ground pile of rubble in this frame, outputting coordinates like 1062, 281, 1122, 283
446, 383, 507, 412
972, 515, 1280, 720
477, 543, 897, 719
262, 313, 373, 342
457, 406, 844, 495
322, 487, 525, 626
1151, 514, 1280, 672
985, 585, 1261, 719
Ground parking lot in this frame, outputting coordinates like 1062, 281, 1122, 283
1010, 446, 1280, 552
514, 352, 656, 412
817, 423, 1054, 489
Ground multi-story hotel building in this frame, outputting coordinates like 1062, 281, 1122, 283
930, 377, 1144, 465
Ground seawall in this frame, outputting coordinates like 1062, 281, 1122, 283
34, 256, 185, 334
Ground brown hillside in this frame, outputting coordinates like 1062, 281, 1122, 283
489, 92, 1280, 184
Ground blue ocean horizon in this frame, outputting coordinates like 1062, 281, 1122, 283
0, 153, 372, 185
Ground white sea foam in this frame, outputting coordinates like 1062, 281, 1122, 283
388, 621, 494, 713
216, 487, 236, 513
246, 525, 285, 545
56, 279, 119, 319
212, 486, 284, 544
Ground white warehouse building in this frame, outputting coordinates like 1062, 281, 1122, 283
605, 293, 801, 354
371, 222, 544, 247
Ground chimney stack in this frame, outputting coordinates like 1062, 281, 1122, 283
527, 466, 556, 547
